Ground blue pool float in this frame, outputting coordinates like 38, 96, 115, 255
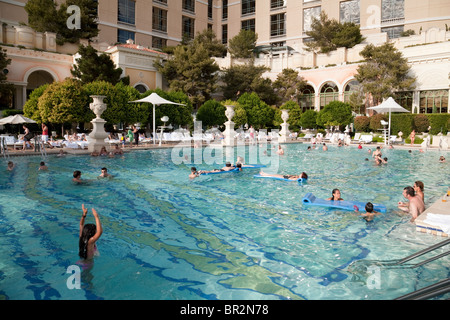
301, 192, 386, 213
253, 174, 307, 185
199, 167, 240, 175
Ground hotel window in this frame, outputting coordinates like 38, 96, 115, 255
152, 36, 167, 49
303, 6, 320, 33
153, 7, 167, 32
208, 0, 213, 19
182, 0, 195, 13
241, 19, 255, 32
222, 24, 228, 44
381, 0, 404, 22
242, 0, 255, 15
154, 0, 167, 4
271, 13, 286, 37
222, 0, 228, 19
419, 90, 448, 114
118, 0, 135, 25
182, 16, 195, 40
381, 25, 404, 39
271, 0, 286, 9
320, 82, 339, 108
340, 0, 360, 24
118, 29, 135, 43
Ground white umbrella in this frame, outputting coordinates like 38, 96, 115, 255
0, 114, 37, 125
129, 92, 185, 144
367, 97, 410, 145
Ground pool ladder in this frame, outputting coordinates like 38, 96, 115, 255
1, 136, 10, 159
34, 135, 47, 160
393, 238, 450, 300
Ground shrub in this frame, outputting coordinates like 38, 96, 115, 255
369, 113, 388, 131
354, 115, 370, 132
413, 114, 430, 132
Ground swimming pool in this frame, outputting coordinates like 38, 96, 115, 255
0, 143, 448, 300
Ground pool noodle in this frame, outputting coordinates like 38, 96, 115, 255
301, 192, 387, 213
253, 174, 307, 184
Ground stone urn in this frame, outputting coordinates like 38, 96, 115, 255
223, 105, 236, 147
90, 95, 107, 119
279, 109, 290, 143
88, 95, 108, 152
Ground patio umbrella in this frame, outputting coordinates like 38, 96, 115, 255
129, 92, 185, 144
0, 114, 37, 125
367, 97, 410, 145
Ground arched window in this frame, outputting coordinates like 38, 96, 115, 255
299, 85, 315, 112
134, 84, 148, 94
320, 81, 338, 108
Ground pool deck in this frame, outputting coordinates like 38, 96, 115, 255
415, 196, 450, 238
3, 139, 449, 238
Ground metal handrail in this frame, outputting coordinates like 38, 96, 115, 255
395, 278, 450, 300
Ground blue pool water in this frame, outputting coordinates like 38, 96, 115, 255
0, 143, 449, 300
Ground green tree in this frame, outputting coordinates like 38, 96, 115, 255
37, 79, 90, 133
23, 84, 49, 122
305, 12, 364, 53
299, 110, 318, 129
71, 45, 125, 85
355, 43, 416, 106
25, 0, 98, 45
0, 48, 13, 109
25, 0, 58, 33
221, 63, 277, 104
83, 81, 144, 125
55, 0, 99, 45
156, 42, 219, 107
196, 99, 227, 128
273, 101, 302, 130
192, 29, 227, 57
316, 101, 353, 128
228, 29, 258, 59
273, 68, 308, 105
237, 92, 274, 129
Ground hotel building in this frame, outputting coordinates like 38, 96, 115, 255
0, 0, 449, 113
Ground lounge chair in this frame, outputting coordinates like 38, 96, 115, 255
359, 134, 373, 144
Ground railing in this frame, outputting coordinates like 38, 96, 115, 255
0, 137, 9, 159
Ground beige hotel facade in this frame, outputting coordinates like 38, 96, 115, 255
0, 0, 449, 114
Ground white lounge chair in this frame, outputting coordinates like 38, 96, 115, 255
359, 135, 373, 144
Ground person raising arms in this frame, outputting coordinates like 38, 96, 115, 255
79, 204, 103, 261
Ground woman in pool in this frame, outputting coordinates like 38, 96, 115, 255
327, 188, 344, 201
79, 204, 102, 261
259, 171, 308, 181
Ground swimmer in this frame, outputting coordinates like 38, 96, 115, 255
72, 170, 85, 184
322, 143, 328, 151
79, 204, 102, 261
38, 161, 48, 171
327, 189, 343, 201
7, 161, 15, 171
259, 171, 308, 181
221, 162, 236, 171
98, 167, 112, 178
439, 156, 445, 163
360, 202, 381, 222
397, 186, 425, 222
189, 167, 199, 179
276, 145, 284, 155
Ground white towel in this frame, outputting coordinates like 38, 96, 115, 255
423, 213, 450, 233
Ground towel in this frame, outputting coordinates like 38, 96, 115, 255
423, 213, 450, 233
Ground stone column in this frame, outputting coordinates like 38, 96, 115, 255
88, 95, 108, 152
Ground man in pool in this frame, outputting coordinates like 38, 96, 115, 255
221, 162, 236, 171
98, 167, 112, 178
398, 186, 425, 222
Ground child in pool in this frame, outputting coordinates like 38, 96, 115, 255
79, 204, 103, 261
360, 202, 381, 222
